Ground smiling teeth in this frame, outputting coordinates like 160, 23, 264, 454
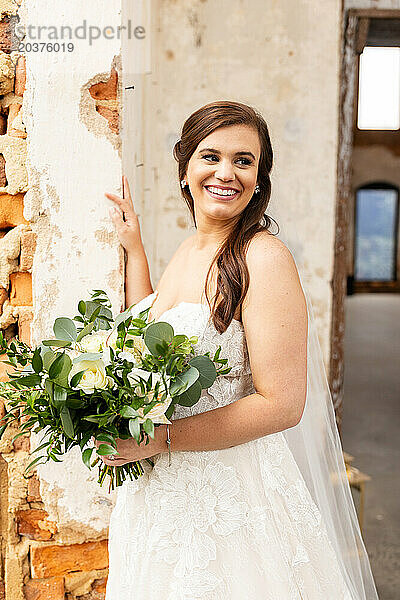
207, 186, 238, 196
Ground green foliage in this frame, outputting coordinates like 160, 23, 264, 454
0, 288, 232, 490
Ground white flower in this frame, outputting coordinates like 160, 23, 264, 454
119, 350, 137, 363
79, 329, 118, 353
136, 394, 173, 425
69, 358, 111, 394
64, 348, 80, 360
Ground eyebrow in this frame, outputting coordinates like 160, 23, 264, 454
198, 147, 256, 161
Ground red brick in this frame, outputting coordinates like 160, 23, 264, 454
0, 193, 28, 227
20, 230, 37, 271
79, 576, 108, 600
9, 272, 32, 306
89, 67, 118, 101
27, 474, 42, 502
0, 155, 6, 188
0, 287, 7, 314
0, 352, 13, 383
14, 55, 26, 96
15, 509, 57, 541
31, 540, 109, 578
0, 112, 7, 135
23, 576, 64, 600
7, 102, 26, 139
13, 434, 30, 452
0, 18, 13, 53
95, 106, 119, 134
18, 307, 33, 345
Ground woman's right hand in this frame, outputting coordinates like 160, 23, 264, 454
105, 175, 143, 254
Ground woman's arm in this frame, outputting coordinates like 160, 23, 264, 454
98, 234, 308, 465
105, 176, 154, 307
156, 236, 308, 453
125, 247, 154, 308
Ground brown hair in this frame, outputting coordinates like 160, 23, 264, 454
173, 100, 278, 334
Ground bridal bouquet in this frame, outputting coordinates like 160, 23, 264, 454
0, 290, 231, 490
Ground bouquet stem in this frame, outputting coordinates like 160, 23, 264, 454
92, 457, 156, 492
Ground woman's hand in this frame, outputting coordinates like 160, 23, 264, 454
94, 426, 167, 467
105, 175, 143, 255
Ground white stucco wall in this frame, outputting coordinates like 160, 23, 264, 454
135, 0, 342, 366
20, 0, 125, 536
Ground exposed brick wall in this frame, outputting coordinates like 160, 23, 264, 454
0, 6, 109, 599
89, 66, 119, 134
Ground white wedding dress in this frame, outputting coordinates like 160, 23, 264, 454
105, 292, 353, 600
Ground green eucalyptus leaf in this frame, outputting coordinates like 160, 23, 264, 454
78, 300, 86, 316
73, 352, 102, 363
76, 320, 95, 342
42, 340, 72, 348
169, 366, 199, 396
53, 317, 77, 342
70, 370, 85, 387
144, 322, 174, 356
188, 355, 217, 388
174, 379, 202, 407
42, 348, 56, 372
48, 353, 68, 379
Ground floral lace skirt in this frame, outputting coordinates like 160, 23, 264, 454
105, 432, 353, 600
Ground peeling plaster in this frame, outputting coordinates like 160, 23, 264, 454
0, 134, 27, 194
0, 223, 28, 288
79, 55, 122, 156
0, 0, 20, 19
19, 0, 125, 533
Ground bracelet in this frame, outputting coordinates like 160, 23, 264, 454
166, 423, 172, 467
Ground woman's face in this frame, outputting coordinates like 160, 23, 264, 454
185, 124, 261, 222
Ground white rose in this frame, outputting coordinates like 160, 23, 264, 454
79, 329, 118, 353
136, 394, 173, 425
64, 348, 80, 360
69, 358, 110, 394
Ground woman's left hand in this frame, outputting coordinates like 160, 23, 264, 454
93, 426, 167, 467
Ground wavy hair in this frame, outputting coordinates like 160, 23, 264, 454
173, 100, 278, 333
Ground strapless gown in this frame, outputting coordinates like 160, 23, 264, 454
105, 292, 353, 600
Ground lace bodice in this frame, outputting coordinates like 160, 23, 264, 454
106, 292, 354, 600
132, 292, 255, 421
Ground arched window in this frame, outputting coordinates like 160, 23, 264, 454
352, 182, 399, 291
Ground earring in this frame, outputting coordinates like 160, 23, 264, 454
180, 179, 187, 189
255, 184, 260, 193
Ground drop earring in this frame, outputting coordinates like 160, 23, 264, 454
180, 179, 187, 189
255, 184, 260, 193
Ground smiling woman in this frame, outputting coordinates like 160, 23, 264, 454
104, 100, 378, 600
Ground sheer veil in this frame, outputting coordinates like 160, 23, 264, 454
274, 218, 379, 599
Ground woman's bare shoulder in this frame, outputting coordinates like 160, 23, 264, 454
246, 230, 294, 266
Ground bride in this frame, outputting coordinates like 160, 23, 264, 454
101, 101, 379, 599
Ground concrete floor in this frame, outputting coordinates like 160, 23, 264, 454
341, 293, 400, 600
